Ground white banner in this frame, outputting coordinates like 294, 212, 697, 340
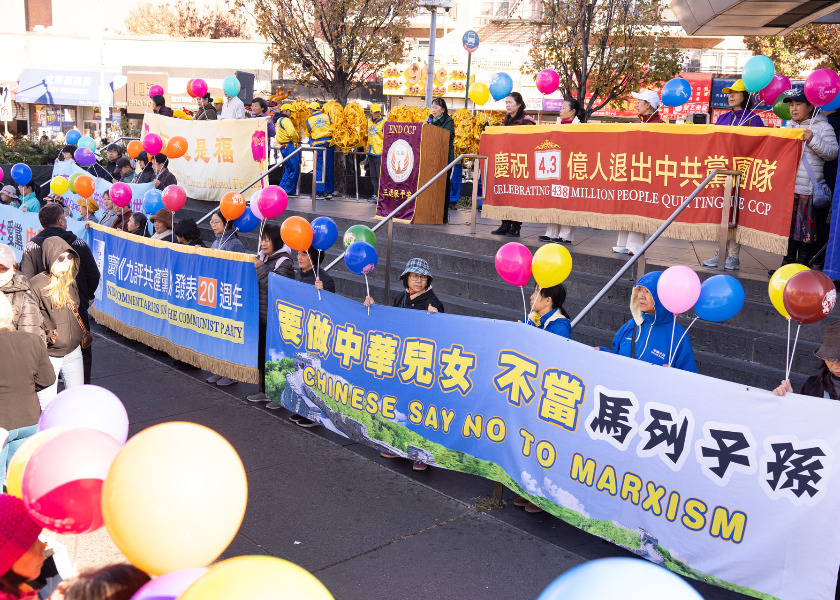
0, 204, 87, 261
141, 113, 269, 203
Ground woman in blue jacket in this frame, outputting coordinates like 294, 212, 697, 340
603, 271, 697, 373
526, 284, 571, 338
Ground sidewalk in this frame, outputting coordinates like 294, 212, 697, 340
76, 323, 752, 599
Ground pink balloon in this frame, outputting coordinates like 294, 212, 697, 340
162, 185, 187, 212
191, 79, 208, 98
495, 242, 533, 287
22, 428, 122, 534
131, 567, 208, 600
0, 167, 4, 182
758, 73, 791, 106
250, 191, 265, 220
110, 182, 132, 208
38, 384, 129, 444
148, 84, 164, 99
536, 69, 560, 95
805, 69, 840, 107
657, 265, 701, 314
142, 133, 163, 156
258, 185, 288, 219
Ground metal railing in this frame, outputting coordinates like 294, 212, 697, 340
323, 154, 488, 303
570, 169, 742, 330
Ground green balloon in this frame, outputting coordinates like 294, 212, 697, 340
773, 89, 797, 121
68, 172, 82, 195
343, 224, 377, 249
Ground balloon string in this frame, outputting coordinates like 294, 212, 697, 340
170, 211, 174, 243
668, 316, 676, 366
316, 253, 322, 301
670, 317, 697, 366
365, 273, 370, 316
258, 219, 265, 249
786, 316, 791, 380
786, 322, 801, 380
520, 286, 528, 323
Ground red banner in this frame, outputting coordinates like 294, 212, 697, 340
479, 123, 804, 254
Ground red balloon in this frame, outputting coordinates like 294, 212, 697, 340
783, 270, 837, 324
162, 185, 187, 212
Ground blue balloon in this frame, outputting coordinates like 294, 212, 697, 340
65, 129, 82, 146
223, 76, 241, 98
661, 77, 692, 108
77, 136, 96, 152
344, 241, 378, 275
143, 189, 164, 215
311, 216, 338, 251
74, 148, 97, 167
537, 558, 704, 600
488, 72, 514, 102
694, 274, 745, 322
742, 54, 775, 93
10, 163, 32, 186
233, 206, 260, 233
822, 90, 840, 112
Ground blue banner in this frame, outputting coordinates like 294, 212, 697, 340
711, 77, 804, 110
89, 224, 259, 382
0, 204, 87, 261
267, 274, 840, 600
52, 162, 154, 221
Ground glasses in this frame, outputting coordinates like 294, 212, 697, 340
55, 253, 72, 263
408, 273, 427, 280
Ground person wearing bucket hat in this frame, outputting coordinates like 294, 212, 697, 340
149, 209, 173, 240
0, 494, 46, 599
364, 258, 444, 314
775, 321, 840, 399
0, 186, 20, 209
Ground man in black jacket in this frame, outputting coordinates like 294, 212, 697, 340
20, 204, 101, 384
152, 153, 178, 190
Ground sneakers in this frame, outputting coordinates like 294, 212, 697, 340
524, 502, 544, 513
315, 195, 326, 200
612, 246, 630, 254
724, 255, 740, 270
206, 374, 222, 383
538, 235, 551, 242
289, 413, 304, 423
246, 392, 268, 402
265, 402, 282, 410
296, 417, 319, 428
513, 496, 528, 507
380, 451, 399, 458
702, 254, 719, 267
412, 461, 428, 471
216, 377, 235, 386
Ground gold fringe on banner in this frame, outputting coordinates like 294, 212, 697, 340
90, 307, 260, 384
480, 205, 788, 255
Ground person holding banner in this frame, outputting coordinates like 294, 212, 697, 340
601, 270, 697, 373
276, 104, 301, 197
29, 238, 87, 407
541, 98, 583, 244
152, 154, 178, 190
174, 218, 205, 247
127, 213, 151, 238
297, 247, 335, 293
115, 157, 134, 184
367, 104, 385, 204
111, 204, 132, 233
132, 152, 155, 185
775, 321, 840, 399
526, 284, 571, 338
196, 93, 219, 121
149, 209, 173, 241
209, 213, 246, 253
78, 199, 99, 224
59, 145, 76, 163
248, 223, 294, 403
251, 97, 276, 140
99, 193, 119, 228
306, 102, 334, 200
1, 186, 20, 208
152, 94, 174, 118
17, 183, 39, 214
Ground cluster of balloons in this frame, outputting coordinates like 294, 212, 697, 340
61, 129, 97, 167
468, 71, 515, 106
769, 263, 836, 325
140, 133, 189, 160
495, 242, 572, 289
657, 265, 745, 323
343, 224, 378, 276
186, 78, 208, 99
50, 173, 95, 200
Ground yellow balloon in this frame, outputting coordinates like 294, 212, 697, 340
101, 422, 247, 575
468, 82, 490, 106
532, 243, 573, 288
6, 427, 68, 498
768, 263, 809, 319
50, 176, 69, 196
180, 556, 334, 600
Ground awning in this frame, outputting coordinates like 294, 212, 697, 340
15, 69, 119, 107
670, 0, 840, 35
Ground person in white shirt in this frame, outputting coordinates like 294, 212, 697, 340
220, 92, 246, 120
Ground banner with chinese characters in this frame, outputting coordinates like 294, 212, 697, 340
375, 122, 422, 221
479, 124, 804, 255
267, 273, 840, 600
88, 223, 259, 383
0, 204, 87, 261
141, 113, 269, 203
52, 162, 154, 221
658, 73, 712, 121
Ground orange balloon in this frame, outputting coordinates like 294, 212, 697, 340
127, 140, 143, 159
165, 136, 188, 159
281, 216, 314, 251
75, 175, 95, 199
220, 192, 246, 221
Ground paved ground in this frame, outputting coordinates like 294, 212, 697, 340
74, 321, 753, 600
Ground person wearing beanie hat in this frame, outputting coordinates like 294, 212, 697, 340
0, 494, 45, 599
78, 198, 99, 223
152, 94, 173, 118
0, 187, 19, 209
775, 321, 840, 399
149, 209, 173, 241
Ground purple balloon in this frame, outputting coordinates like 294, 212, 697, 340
38, 384, 129, 444
804, 68, 840, 107
130, 567, 208, 600
74, 147, 97, 167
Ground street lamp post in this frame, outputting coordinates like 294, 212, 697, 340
417, 0, 452, 108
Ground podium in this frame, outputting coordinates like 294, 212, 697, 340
375, 122, 449, 224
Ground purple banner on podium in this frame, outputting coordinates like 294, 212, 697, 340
375, 122, 423, 221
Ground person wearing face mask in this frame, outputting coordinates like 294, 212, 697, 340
600, 270, 697, 373
152, 153, 178, 190
28, 238, 87, 407
0, 494, 47, 600
0, 245, 44, 344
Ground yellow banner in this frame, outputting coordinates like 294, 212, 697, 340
141, 113, 269, 203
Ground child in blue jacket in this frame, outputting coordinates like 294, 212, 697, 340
527, 284, 571, 338
603, 270, 697, 372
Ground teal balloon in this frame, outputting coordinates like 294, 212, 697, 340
694, 275, 745, 322
489, 72, 514, 102
77, 136, 96, 152
223, 76, 241, 97
742, 55, 775, 93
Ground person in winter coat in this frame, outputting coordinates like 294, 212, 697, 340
491, 92, 536, 238
17, 184, 39, 213
601, 270, 697, 373
242, 224, 294, 401
132, 152, 155, 185
775, 321, 840, 399
98, 192, 119, 227
149, 209, 173, 241
29, 238, 86, 408
103, 144, 123, 182
152, 154, 178, 190
777, 92, 839, 269
127, 212, 151, 238
0, 245, 44, 344
296, 247, 335, 292
209, 212, 246, 253
111, 204, 132, 233
526, 284, 571, 338
427, 98, 455, 223
1, 186, 21, 208
152, 94, 174, 118
542, 98, 584, 244
174, 219, 205, 247
78, 198, 99, 223
196, 94, 218, 121
0, 494, 46, 600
